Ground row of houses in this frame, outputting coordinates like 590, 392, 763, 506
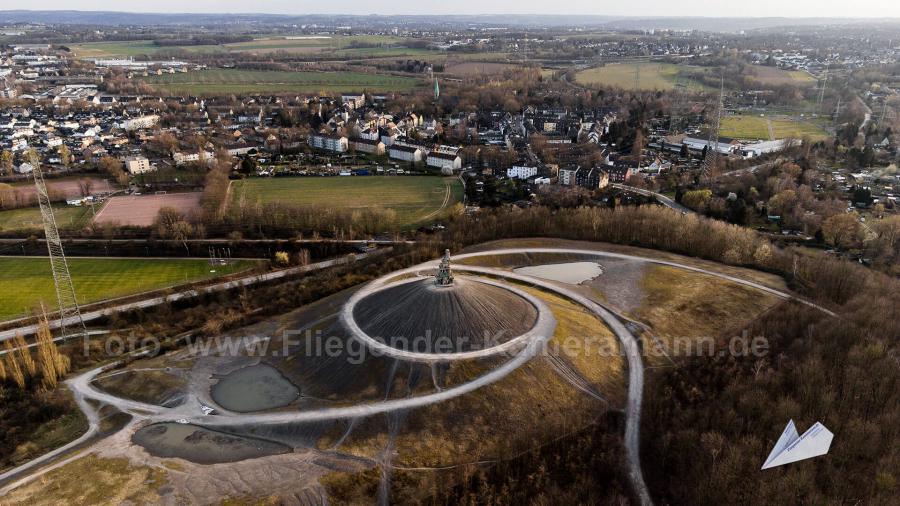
307, 133, 463, 171
558, 165, 633, 190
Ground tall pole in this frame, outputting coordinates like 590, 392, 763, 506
701, 75, 724, 180
32, 161, 86, 340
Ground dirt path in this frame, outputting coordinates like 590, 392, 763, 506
418, 179, 453, 223
766, 118, 775, 140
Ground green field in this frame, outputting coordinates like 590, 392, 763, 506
0, 257, 259, 321
720, 115, 830, 141
0, 206, 91, 232
575, 62, 814, 91
770, 118, 830, 141
720, 116, 772, 140
750, 65, 816, 86
140, 69, 420, 95
230, 176, 462, 227
575, 62, 709, 91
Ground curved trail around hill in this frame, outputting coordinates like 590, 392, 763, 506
10, 247, 836, 504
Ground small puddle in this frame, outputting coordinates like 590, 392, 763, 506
211, 363, 300, 413
133, 422, 290, 464
514, 262, 604, 284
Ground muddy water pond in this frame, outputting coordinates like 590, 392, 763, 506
514, 262, 604, 284
133, 422, 290, 464
211, 363, 300, 413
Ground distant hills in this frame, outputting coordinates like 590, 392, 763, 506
0, 10, 897, 32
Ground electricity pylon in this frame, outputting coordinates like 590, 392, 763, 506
32, 161, 86, 339
668, 75, 689, 134
701, 75, 725, 180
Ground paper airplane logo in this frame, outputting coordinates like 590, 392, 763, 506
761, 420, 834, 470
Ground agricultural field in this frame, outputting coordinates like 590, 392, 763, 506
0, 205, 92, 232
0, 257, 260, 321
749, 65, 816, 86
139, 69, 420, 95
574, 62, 708, 91
69, 35, 420, 58
93, 193, 203, 227
575, 62, 814, 91
443, 62, 520, 76
230, 176, 462, 227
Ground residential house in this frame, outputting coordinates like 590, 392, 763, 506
427, 151, 462, 170
308, 133, 348, 153
389, 145, 423, 163
350, 138, 386, 155
507, 165, 538, 180
124, 155, 154, 174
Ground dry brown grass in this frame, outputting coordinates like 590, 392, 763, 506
0, 455, 167, 506
521, 286, 626, 407
462, 237, 788, 291
636, 265, 781, 353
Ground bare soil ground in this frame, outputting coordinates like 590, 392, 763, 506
93, 193, 202, 227
0, 177, 110, 208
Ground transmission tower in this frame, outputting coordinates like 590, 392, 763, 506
816, 70, 829, 113
32, 162, 86, 339
668, 75, 689, 134
700, 75, 725, 180
634, 62, 641, 91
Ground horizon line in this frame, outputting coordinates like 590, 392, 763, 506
1, 10, 899, 21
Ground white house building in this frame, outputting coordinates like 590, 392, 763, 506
350, 138, 386, 155
124, 155, 154, 174
173, 151, 214, 165
426, 151, 462, 171
389, 145, 423, 163
308, 133, 349, 153
121, 115, 159, 131
507, 165, 538, 180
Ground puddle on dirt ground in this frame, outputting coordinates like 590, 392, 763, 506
133, 422, 291, 464
211, 363, 300, 413
514, 262, 604, 284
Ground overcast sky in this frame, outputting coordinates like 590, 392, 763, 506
5, 1, 900, 18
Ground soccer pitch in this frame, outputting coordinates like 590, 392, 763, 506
0, 257, 259, 321
229, 176, 462, 227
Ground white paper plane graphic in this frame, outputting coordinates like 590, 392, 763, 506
761, 420, 834, 469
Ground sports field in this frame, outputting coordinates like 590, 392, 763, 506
0, 206, 91, 232
0, 257, 259, 321
720, 116, 772, 140
721, 115, 830, 141
230, 176, 462, 227
770, 118, 830, 141
93, 193, 203, 227
140, 69, 420, 95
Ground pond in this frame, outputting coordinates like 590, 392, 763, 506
211, 363, 300, 413
133, 422, 290, 464
513, 261, 604, 284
